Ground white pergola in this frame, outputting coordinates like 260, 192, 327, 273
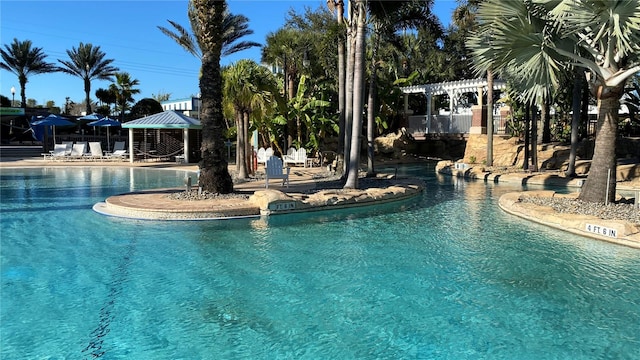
401, 78, 507, 132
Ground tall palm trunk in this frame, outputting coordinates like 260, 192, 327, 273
84, 77, 92, 114
366, 29, 381, 176
343, 10, 356, 177
337, 1, 346, 158
19, 75, 27, 108
523, 102, 530, 170
236, 109, 248, 179
565, 67, 584, 177
194, 0, 233, 193
244, 111, 252, 176
486, 69, 494, 166
578, 84, 624, 203
531, 103, 538, 171
542, 96, 551, 143
344, 1, 366, 189
580, 81, 589, 139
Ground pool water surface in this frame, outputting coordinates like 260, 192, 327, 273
1, 165, 639, 359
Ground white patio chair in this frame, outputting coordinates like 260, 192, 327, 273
265, 156, 290, 188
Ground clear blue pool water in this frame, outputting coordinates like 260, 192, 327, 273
1, 164, 639, 359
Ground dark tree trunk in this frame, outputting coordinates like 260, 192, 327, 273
566, 68, 584, 177
486, 69, 494, 166
195, 0, 233, 193
531, 103, 538, 171
578, 83, 624, 204
523, 102, 530, 170
580, 78, 590, 139
542, 96, 551, 143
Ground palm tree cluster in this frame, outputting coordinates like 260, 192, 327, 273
0, 39, 57, 108
0, 38, 145, 118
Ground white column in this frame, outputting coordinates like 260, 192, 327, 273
183, 128, 190, 163
128, 128, 135, 163
426, 93, 432, 134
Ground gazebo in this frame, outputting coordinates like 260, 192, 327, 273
401, 78, 507, 134
122, 110, 201, 163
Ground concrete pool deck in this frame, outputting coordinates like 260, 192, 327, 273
1, 155, 638, 248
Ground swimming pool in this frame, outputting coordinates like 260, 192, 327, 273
1, 164, 639, 359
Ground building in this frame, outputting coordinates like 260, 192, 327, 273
160, 97, 201, 119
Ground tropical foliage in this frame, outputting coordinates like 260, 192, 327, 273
468, 0, 640, 203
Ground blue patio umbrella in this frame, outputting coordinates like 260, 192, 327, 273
31, 114, 75, 143
78, 113, 104, 121
88, 117, 121, 151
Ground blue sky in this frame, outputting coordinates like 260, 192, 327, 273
1, 0, 456, 111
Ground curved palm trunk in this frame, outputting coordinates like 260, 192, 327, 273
578, 86, 623, 203
344, 1, 366, 189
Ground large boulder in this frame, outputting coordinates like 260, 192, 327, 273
374, 129, 415, 159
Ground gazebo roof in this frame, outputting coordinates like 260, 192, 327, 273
122, 110, 202, 129
401, 78, 507, 96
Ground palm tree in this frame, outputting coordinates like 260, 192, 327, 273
190, 0, 234, 193
261, 28, 308, 149
0, 38, 58, 108
223, 60, 275, 179
110, 72, 140, 122
343, 0, 367, 189
57, 42, 118, 115
158, 10, 261, 59
327, 0, 347, 166
95, 87, 117, 116
469, 0, 640, 204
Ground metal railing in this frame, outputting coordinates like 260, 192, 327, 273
408, 114, 505, 136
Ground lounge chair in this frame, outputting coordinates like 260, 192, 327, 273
62, 141, 74, 155
69, 142, 87, 160
106, 149, 128, 161
42, 143, 70, 161
112, 141, 126, 152
86, 141, 106, 161
265, 156, 290, 188
106, 141, 128, 160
